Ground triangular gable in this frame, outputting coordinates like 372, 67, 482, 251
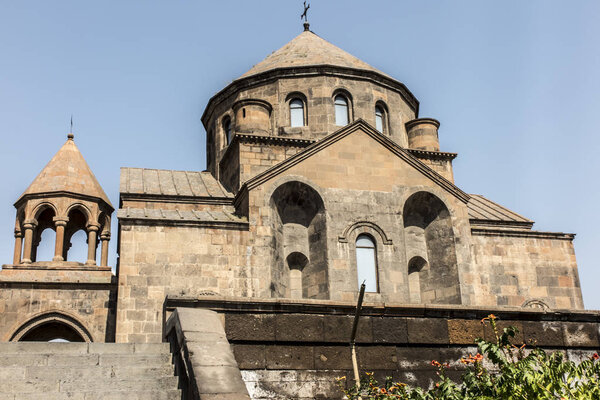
240, 119, 470, 203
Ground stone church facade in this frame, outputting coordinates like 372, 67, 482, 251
0, 24, 595, 398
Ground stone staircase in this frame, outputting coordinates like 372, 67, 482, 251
0, 342, 181, 400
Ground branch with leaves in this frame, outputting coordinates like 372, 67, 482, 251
339, 315, 600, 400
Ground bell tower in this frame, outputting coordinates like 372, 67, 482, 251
11, 133, 113, 267
0, 132, 117, 343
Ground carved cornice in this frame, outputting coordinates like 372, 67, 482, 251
469, 219, 534, 230
234, 133, 315, 147
471, 228, 575, 240
118, 216, 248, 230
14, 191, 114, 212
407, 149, 458, 161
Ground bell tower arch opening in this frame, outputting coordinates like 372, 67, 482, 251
31, 206, 57, 262
65, 207, 90, 263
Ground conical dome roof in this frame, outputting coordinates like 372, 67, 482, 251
240, 29, 390, 79
18, 136, 112, 208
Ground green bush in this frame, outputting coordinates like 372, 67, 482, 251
339, 315, 600, 400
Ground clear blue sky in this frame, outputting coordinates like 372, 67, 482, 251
1, 1, 599, 309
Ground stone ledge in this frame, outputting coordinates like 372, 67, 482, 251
165, 296, 599, 323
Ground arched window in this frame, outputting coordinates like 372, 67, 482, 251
223, 117, 232, 145
334, 95, 349, 126
375, 105, 385, 132
355, 234, 378, 292
289, 98, 305, 127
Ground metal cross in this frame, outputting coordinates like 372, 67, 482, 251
301, 1, 310, 22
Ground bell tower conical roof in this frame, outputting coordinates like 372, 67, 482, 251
17, 136, 112, 208
240, 29, 391, 79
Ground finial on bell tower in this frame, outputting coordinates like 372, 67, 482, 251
68, 114, 74, 140
301, 1, 310, 31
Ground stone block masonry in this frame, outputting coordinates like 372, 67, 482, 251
165, 297, 600, 399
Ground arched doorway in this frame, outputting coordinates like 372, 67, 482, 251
10, 312, 93, 342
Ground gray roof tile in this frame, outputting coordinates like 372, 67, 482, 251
120, 168, 233, 198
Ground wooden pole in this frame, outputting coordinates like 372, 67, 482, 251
350, 282, 366, 392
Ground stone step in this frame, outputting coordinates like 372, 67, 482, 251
0, 352, 172, 367
0, 342, 170, 355
0, 365, 176, 380
0, 342, 180, 398
0, 389, 181, 400
0, 376, 179, 394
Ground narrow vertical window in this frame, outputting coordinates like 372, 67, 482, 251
334, 95, 349, 126
290, 98, 304, 127
375, 105, 384, 132
223, 117, 232, 145
355, 234, 377, 292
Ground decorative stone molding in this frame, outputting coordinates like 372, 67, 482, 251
338, 221, 393, 245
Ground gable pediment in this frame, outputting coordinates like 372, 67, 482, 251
240, 119, 469, 203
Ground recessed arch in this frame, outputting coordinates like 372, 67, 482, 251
10, 311, 93, 342
270, 180, 328, 299
65, 202, 93, 224
403, 191, 460, 304
407, 256, 428, 304
31, 202, 58, 223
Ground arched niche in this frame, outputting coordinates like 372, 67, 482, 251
403, 191, 460, 304
270, 181, 329, 299
10, 312, 93, 342
407, 256, 427, 304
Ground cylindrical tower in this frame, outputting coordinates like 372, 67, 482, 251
406, 118, 440, 151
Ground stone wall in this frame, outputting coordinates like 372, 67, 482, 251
0, 266, 116, 342
246, 129, 474, 304
115, 223, 251, 343
467, 230, 583, 309
166, 297, 600, 400
204, 74, 418, 178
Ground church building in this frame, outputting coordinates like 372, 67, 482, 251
0, 22, 596, 400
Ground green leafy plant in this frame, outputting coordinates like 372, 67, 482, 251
339, 315, 600, 400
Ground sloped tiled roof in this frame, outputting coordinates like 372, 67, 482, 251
240, 30, 390, 79
467, 194, 532, 224
120, 168, 233, 198
117, 207, 246, 224
19, 137, 112, 207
